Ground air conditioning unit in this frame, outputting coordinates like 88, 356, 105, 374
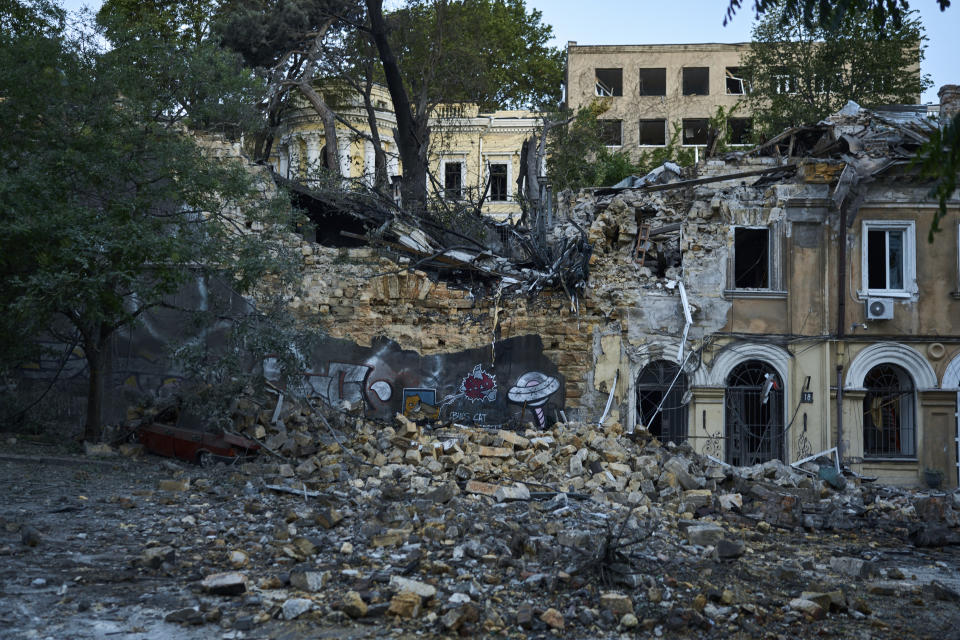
866, 298, 894, 320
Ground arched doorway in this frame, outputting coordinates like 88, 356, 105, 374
724, 360, 784, 466
862, 364, 915, 458
636, 360, 688, 444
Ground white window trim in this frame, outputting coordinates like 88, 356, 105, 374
638, 119, 667, 147
859, 219, 917, 299
681, 118, 710, 148
726, 224, 785, 294
438, 156, 466, 201
483, 156, 512, 202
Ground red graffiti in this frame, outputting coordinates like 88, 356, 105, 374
461, 364, 496, 402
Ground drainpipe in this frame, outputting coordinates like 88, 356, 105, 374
836, 194, 848, 465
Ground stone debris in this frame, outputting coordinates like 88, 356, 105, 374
5, 411, 960, 638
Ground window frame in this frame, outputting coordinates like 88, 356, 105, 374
485, 159, 511, 202
599, 119, 623, 147
638, 67, 667, 96
725, 67, 746, 95
862, 363, 917, 460
682, 67, 710, 96
595, 68, 623, 97
681, 118, 709, 146
860, 220, 917, 299
638, 119, 666, 147
726, 224, 786, 297
441, 158, 465, 201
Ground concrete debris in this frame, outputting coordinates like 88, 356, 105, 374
3, 411, 960, 638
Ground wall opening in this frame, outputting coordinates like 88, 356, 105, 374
444, 161, 462, 200
682, 118, 709, 145
725, 67, 745, 94
863, 363, 916, 458
595, 68, 623, 97
636, 360, 689, 444
639, 119, 667, 146
724, 360, 784, 466
733, 227, 769, 288
489, 163, 508, 201
682, 67, 709, 95
638, 68, 667, 96
727, 118, 753, 145
599, 119, 623, 146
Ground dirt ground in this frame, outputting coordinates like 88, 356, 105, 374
2, 439, 960, 640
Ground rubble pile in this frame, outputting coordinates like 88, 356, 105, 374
97, 405, 960, 637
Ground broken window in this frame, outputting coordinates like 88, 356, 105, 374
681, 118, 709, 145
682, 67, 709, 95
733, 227, 769, 288
638, 68, 667, 96
727, 117, 752, 145
639, 119, 666, 146
488, 163, 508, 201
862, 221, 915, 294
444, 161, 462, 200
595, 68, 623, 97
599, 119, 622, 146
725, 67, 746, 94
636, 360, 689, 444
863, 364, 915, 458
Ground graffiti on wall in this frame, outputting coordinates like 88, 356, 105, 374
298, 335, 564, 428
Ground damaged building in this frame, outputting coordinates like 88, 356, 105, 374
276, 87, 960, 489
18, 87, 960, 492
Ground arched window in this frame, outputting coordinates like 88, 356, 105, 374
636, 360, 688, 443
724, 360, 784, 466
863, 364, 915, 458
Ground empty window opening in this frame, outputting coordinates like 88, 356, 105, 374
727, 118, 752, 145
489, 163, 508, 201
638, 68, 667, 96
682, 67, 709, 95
772, 71, 796, 94
863, 364, 915, 458
734, 227, 769, 288
637, 360, 689, 444
724, 360, 784, 466
595, 68, 623, 96
867, 228, 904, 290
682, 118, 709, 145
599, 119, 622, 146
639, 119, 667, 146
444, 161, 462, 200
725, 67, 746, 94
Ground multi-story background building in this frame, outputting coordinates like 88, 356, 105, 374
565, 42, 754, 158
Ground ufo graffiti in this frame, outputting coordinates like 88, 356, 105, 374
508, 371, 560, 429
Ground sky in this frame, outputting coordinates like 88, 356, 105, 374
62, 0, 956, 104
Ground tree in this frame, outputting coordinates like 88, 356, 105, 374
0, 3, 302, 441
724, 0, 950, 30
740, 3, 931, 138
546, 101, 695, 192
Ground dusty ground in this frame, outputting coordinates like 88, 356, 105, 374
1, 434, 960, 640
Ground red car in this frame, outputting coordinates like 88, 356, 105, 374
136, 423, 260, 466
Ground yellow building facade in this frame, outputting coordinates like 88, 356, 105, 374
270, 85, 541, 222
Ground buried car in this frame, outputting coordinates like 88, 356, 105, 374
136, 423, 260, 466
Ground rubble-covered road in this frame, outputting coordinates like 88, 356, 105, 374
2, 418, 960, 639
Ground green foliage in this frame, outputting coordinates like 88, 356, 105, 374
0, 9, 307, 438
740, 2, 931, 138
386, 0, 564, 111
725, 0, 950, 31
547, 102, 695, 191
913, 112, 960, 242
0, 0, 64, 37
97, 0, 266, 136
